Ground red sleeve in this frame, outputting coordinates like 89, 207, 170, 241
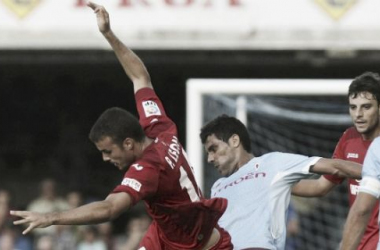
135, 88, 177, 138
323, 132, 347, 184
111, 160, 159, 206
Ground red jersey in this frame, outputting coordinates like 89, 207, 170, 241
324, 127, 378, 250
112, 88, 231, 250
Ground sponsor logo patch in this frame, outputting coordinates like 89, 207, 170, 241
142, 101, 161, 117
347, 153, 359, 159
315, 0, 357, 20
2, 0, 41, 18
350, 183, 359, 195
121, 178, 142, 192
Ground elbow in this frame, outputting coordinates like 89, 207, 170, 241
352, 206, 372, 218
98, 201, 119, 222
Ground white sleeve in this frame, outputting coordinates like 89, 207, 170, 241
359, 138, 380, 198
359, 176, 380, 198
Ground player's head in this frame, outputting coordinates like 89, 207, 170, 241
200, 114, 252, 176
89, 107, 145, 170
348, 72, 380, 138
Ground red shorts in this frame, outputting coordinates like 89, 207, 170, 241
138, 222, 233, 250
210, 226, 233, 250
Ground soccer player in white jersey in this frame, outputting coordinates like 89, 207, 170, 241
341, 137, 380, 249
200, 115, 363, 250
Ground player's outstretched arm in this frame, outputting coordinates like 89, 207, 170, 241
11, 192, 132, 235
310, 158, 362, 179
87, 1, 152, 93
291, 176, 336, 197
340, 192, 376, 249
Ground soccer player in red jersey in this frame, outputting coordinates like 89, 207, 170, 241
292, 72, 380, 249
10, 2, 232, 249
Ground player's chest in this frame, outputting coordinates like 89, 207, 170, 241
212, 171, 269, 197
343, 143, 368, 163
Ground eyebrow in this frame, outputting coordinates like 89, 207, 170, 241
207, 145, 216, 152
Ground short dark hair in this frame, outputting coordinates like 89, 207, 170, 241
349, 72, 380, 105
89, 107, 145, 146
200, 114, 252, 152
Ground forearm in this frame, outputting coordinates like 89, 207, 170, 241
331, 159, 362, 179
291, 177, 335, 197
49, 200, 114, 226
292, 180, 326, 197
340, 208, 370, 249
312, 158, 361, 179
102, 30, 152, 91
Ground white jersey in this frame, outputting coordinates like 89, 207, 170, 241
357, 137, 380, 249
211, 152, 321, 250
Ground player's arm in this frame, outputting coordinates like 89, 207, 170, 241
310, 158, 361, 179
340, 192, 377, 249
292, 176, 336, 197
88, 1, 152, 93
11, 192, 132, 235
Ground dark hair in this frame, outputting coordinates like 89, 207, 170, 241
89, 107, 145, 146
349, 72, 380, 104
200, 114, 252, 152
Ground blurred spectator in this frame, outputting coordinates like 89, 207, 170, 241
35, 234, 54, 250
97, 222, 114, 250
0, 189, 11, 230
0, 226, 32, 250
77, 225, 107, 250
55, 190, 85, 250
0, 189, 32, 250
115, 213, 151, 250
285, 200, 300, 250
66, 190, 83, 209
54, 225, 77, 250
27, 178, 70, 237
0, 227, 16, 250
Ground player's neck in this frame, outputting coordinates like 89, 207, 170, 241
141, 137, 154, 151
135, 137, 154, 158
238, 152, 254, 169
361, 124, 380, 141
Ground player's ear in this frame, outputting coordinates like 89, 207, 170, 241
123, 138, 134, 150
229, 134, 241, 148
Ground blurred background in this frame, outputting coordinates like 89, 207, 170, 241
1, 0, 380, 249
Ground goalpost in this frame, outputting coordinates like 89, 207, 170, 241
186, 79, 351, 250
186, 79, 350, 189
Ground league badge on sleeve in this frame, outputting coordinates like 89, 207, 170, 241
142, 101, 162, 117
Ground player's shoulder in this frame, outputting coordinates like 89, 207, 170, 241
211, 177, 227, 191
341, 127, 361, 139
261, 151, 283, 158
260, 151, 293, 162
372, 137, 380, 147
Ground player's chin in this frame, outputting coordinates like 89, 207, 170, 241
219, 169, 228, 177
117, 164, 128, 171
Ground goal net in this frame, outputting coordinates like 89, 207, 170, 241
186, 79, 352, 250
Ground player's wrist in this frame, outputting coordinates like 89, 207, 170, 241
46, 212, 58, 226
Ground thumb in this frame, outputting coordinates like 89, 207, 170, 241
87, 1, 98, 10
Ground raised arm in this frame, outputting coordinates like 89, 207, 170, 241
88, 1, 152, 92
11, 192, 132, 235
310, 158, 362, 179
292, 176, 336, 197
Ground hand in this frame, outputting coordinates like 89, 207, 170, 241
10, 210, 53, 235
87, 1, 111, 34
